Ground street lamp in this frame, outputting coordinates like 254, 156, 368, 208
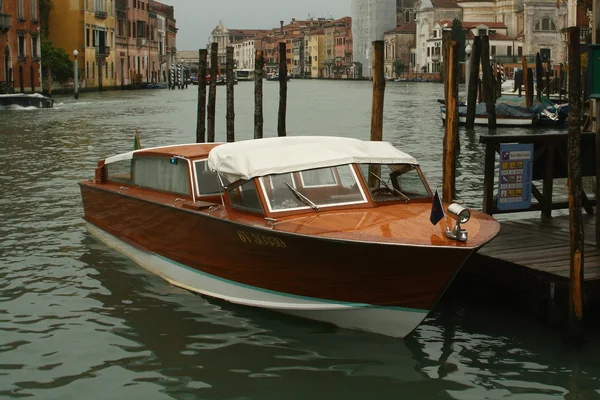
465, 44, 472, 104
73, 49, 79, 100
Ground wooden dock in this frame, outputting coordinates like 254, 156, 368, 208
463, 214, 600, 311
479, 214, 600, 281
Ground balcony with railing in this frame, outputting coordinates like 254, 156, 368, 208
95, 9, 108, 19
0, 13, 11, 32
96, 46, 110, 58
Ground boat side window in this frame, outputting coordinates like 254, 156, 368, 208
194, 160, 223, 196
132, 156, 190, 196
358, 164, 431, 202
106, 159, 133, 184
228, 180, 264, 215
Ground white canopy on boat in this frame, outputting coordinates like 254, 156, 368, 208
207, 136, 418, 182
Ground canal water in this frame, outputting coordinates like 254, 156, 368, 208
1, 81, 599, 399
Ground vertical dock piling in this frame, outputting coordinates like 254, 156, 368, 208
196, 49, 207, 143
536, 53, 544, 103
226, 46, 235, 143
370, 40, 385, 143
466, 36, 481, 128
278, 42, 287, 137
480, 36, 496, 128
368, 40, 385, 189
566, 26, 584, 345
207, 43, 218, 143
254, 50, 264, 139
442, 39, 459, 203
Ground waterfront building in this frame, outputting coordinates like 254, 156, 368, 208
351, 0, 397, 78
0, 0, 42, 93
209, 23, 269, 68
150, 1, 176, 84
384, 23, 415, 78
113, 0, 162, 88
292, 35, 304, 77
413, 0, 580, 74
306, 29, 325, 78
233, 35, 263, 70
48, 0, 117, 90
334, 17, 353, 78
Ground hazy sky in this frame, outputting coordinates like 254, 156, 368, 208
162, 0, 352, 50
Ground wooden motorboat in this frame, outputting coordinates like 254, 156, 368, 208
79, 136, 500, 338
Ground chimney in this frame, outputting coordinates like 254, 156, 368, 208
280, 21, 284, 29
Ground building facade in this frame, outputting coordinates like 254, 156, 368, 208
384, 23, 415, 77
1, 0, 42, 93
113, 0, 161, 88
47, 0, 117, 90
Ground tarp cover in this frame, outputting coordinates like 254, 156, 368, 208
207, 136, 418, 182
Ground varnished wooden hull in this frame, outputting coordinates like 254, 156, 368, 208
80, 184, 478, 337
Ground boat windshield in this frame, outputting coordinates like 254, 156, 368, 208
358, 164, 431, 202
259, 165, 367, 212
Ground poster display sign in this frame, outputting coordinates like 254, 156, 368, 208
497, 143, 534, 211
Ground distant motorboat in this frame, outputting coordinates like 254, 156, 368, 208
0, 93, 54, 109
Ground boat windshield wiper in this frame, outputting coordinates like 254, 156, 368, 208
369, 172, 410, 201
284, 181, 319, 211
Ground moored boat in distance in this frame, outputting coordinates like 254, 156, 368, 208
0, 93, 54, 109
235, 68, 255, 82
79, 136, 500, 338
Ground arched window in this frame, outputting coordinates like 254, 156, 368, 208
534, 18, 556, 31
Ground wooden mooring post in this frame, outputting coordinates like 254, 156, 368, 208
254, 50, 264, 139
566, 26, 584, 345
465, 36, 481, 128
277, 42, 287, 137
196, 49, 207, 143
370, 40, 385, 143
480, 36, 496, 128
594, 0, 600, 247
207, 43, 218, 143
442, 38, 459, 203
536, 53, 544, 103
368, 40, 385, 189
226, 46, 235, 143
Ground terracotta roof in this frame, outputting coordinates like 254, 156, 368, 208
229, 29, 271, 37
462, 21, 508, 29
385, 23, 416, 34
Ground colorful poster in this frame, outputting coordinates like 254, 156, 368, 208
497, 143, 534, 211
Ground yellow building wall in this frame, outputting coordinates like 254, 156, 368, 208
309, 35, 325, 78
48, 0, 117, 89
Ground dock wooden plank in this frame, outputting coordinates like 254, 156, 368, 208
477, 215, 600, 283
